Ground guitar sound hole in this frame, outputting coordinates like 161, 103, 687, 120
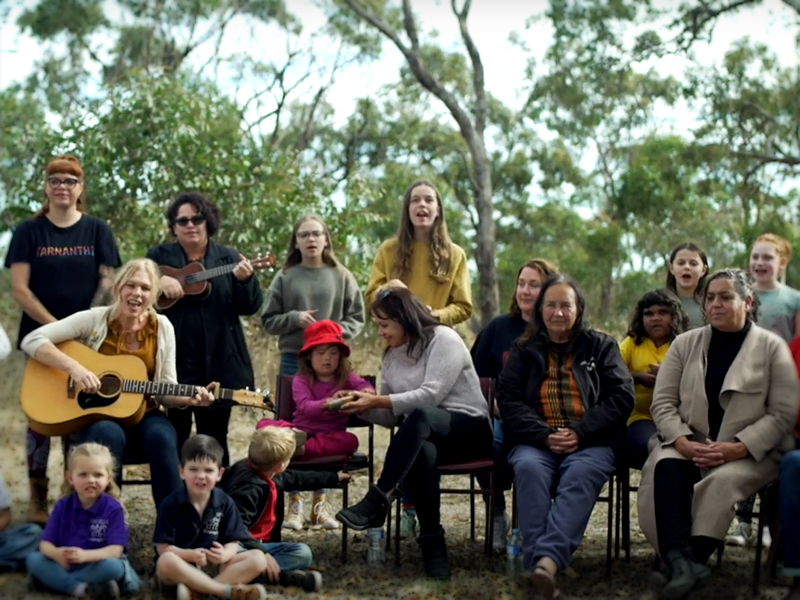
77, 374, 122, 411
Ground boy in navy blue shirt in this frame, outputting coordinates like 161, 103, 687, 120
154, 435, 268, 600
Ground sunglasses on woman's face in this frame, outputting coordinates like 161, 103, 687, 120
174, 215, 206, 227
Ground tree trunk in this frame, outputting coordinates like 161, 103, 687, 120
470, 139, 499, 325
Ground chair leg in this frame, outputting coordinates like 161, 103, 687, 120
615, 474, 622, 560
341, 481, 349, 563
395, 495, 401, 566
511, 484, 519, 529
486, 470, 496, 556
470, 475, 476, 541
606, 475, 613, 579
754, 503, 765, 594
768, 520, 782, 579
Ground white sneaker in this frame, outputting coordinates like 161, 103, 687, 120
725, 520, 752, 547
492, 512, 511, 551
761, 525, 772, 549
283, 498, 304, 530
310, 498, 339, 530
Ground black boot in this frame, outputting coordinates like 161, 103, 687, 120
280, 569, 322, 592
335, 485, 389, 530
417, 529, 451, 581
659, 549, 702, 600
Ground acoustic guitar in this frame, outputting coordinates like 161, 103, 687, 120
157, 253, 276, 310
21, 341, 270, 436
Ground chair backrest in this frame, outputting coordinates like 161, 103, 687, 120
275, 373, 377, 426
479, 377, 494, 423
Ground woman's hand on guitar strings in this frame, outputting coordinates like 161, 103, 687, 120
160, 275, 185, 299
190, 383, 216, 407
233, 255, 254, 282
69, 364, 102, 394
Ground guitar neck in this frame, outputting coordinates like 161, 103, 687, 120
188, 263, 237, 284
122, 380, 199, 397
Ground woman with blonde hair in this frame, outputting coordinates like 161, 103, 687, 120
21, 258, 215, 509
262, 213, 364, 377
4, 154, 120, 524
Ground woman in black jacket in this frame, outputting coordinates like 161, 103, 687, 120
147, 192, 263, 465
496, 275, 634, 599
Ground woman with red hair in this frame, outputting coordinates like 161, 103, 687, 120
4, 155, 120, 525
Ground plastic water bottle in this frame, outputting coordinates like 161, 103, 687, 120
366, 527, 386, 565
506, 528, 523, 578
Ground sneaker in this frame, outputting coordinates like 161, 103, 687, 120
280, 569, 323, 592
725, 520, 752, 547
492, 512, 511, 551
229, 583, 268, 600
86, 580, 120, 600
310, 498, 339, 530
400, 509, 418, 539
283, 498, 304, 530
761, 525, 772, 549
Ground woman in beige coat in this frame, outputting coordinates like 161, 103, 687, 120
638, 269, 799, 600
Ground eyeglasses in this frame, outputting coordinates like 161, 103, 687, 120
174, 215, 206, 227
47, 177, 82, 189
297, 230, 324, 240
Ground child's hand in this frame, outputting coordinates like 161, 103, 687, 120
63, 547, 87, 564
188, 548, 208, 567
337, 470, 352, 483
333, 390, 353, 399
54, 548, 71, 569
263, 553, 281, 582
206, 542, 234, 565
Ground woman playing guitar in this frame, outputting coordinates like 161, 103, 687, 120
20, 258, 215, 509
146, 193, 263, 466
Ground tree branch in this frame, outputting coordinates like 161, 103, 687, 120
672, 0, 761, 50
733, 151, 800, 167
451, 0, 486, 134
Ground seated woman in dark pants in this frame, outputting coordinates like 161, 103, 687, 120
335, 288, 492, 580
496, 275, 635, 599
638, 269, 798, 600
620, 289, 689, 470
21, 258, 215, 509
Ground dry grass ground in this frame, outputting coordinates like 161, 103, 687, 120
0, 335, 794, 600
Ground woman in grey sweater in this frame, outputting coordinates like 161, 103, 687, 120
335, 287, 492, 580
261, 214, 365, 375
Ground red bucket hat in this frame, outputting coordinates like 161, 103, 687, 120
299, 320, 351, 357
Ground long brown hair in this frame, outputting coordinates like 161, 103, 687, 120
508, 258, 559, 319
282, 214, 339, 272
393, 180, 453, 281
35, 155, 87, 217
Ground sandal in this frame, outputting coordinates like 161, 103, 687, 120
531, 565, 558, 599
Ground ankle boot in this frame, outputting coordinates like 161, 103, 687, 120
417, 529, 451, 581
28, 478, 49, 525
660, 549, 699, 600
335, 485, 389, 531
279, 570, 322, 592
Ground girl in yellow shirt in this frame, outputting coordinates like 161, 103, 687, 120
365, 180, 473, 327
620, 289, 689, 469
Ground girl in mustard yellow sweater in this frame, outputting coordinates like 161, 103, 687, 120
366, 180, 473, 327
365, 179, 474, 537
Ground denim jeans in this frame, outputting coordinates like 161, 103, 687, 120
781, 450, 800, 576
0, 524, 41, 571
280, 353, 299, 376
508, 444, 615, 571
260, 542, 313, 571
627, 420, 657, 471
26, 553, 126, 595
78, 410, 180, 509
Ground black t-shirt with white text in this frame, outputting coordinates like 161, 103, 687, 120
4, 215, 121, 347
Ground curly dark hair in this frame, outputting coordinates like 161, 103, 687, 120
369, 286, 442, 360
518, 275, 589, 346
626, 289, 690, 345
701, 268, 761, 324
166, 192, 222, 237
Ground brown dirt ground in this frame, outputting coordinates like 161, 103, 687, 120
0, 342, 794, 600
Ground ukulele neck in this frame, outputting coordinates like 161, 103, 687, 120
185, 263, 236, 284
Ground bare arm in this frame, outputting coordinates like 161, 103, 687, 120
10, 263, 57, 325
90, 265, 116, 307
0, 508, 10, 531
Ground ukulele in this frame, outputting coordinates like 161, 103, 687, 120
21, 341, 271, 436
157, 253, 276, 310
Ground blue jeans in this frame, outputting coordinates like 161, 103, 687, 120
0, 524, 41, 571
781, 450, 800, 576
627, 420, 657, 471
260, 542, 312, 571
280, 353, 299, 376
78, 410, 180, 509
26, 552, 126, 595
508, 444, 615, 571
